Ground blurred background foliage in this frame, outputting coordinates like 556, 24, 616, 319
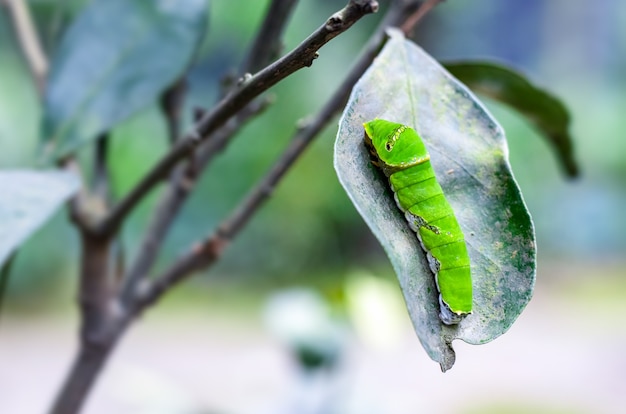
2, 1, 626, 413
0, 0, 624, 309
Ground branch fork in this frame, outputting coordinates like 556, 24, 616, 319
10, 0, 447, 412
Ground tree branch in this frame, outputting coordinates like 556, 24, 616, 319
1, 0, 48, 94
49, 343, 116, 414
118, 0, 298, 306
51, 1, 439, 411
180, 0, 299, 178
135, 0, 441, 310
135, 63, 363, 308
119, 99, 271, 306
52, 207, 120, 414
94, 0, 379, 238
77, 233, 116, 346
52, 0, 392, 414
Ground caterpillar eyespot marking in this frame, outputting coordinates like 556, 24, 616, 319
363, 119, 473, 325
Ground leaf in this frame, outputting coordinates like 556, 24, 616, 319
334, 29, 536, 371
444, 60, 578, 177
42, 0, 209, 160
0, 170, 80, 266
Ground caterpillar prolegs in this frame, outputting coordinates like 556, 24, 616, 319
363, 119, 472, 325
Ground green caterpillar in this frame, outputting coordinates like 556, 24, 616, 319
363, 119, 472, 325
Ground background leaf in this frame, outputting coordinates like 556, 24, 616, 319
0, 170, 80, 266
334, 30, 536, 371
444, 60, 578, 177
42, 0, 209, 160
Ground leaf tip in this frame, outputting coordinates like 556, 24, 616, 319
439, 342, 456, 372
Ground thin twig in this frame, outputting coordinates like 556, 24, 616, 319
2, 0, 48, 94
119, 0, 298, 305
119, 99, 271, 306
136, 61, 364, 308
187, 0, 300, 173
95, 0, 379, 238
136, 0, 440, 310
242, 0, 300, 73
400, 0, 444, 35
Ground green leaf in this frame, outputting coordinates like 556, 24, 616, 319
0, 170, 80, 266
334, 29, 536, 371
41, 0, 209, 160
444, 60, 578, 177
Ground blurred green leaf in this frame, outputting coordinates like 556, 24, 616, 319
444, 60, 578, 177
0, 170, 80, 266
335, 30, 535, 371
41, 0, 209, 160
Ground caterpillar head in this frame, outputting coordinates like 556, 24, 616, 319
363, 119, 429, 169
